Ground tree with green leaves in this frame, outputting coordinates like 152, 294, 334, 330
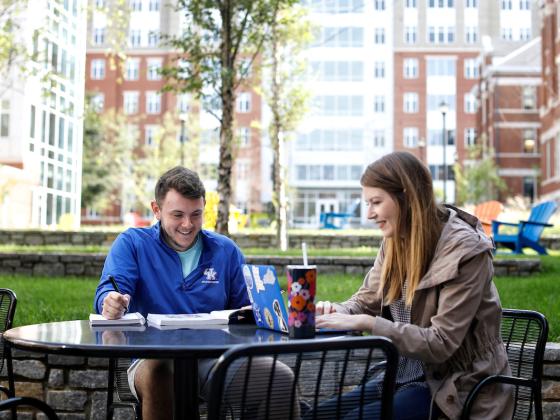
162, 0, 295, 235
81, 100, 134, 213
129, 111, 200, 213
454, 145, 507, 206
264, 4, 311, 250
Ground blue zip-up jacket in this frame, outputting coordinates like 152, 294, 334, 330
94, 223, 250, 316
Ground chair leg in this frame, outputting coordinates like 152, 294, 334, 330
107, 358, 116, 420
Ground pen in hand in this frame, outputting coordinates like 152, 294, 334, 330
108, 275, 129, 314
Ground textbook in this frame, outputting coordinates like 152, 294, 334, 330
89, 312, 146, 326
146, 309, 250, 328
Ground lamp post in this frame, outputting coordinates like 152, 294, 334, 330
179, 113, 188, 166
439, 101, 449, 203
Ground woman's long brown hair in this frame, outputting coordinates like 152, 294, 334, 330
361, 152, 446, 306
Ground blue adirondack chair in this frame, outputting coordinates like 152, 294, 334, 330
492, 201, 558, 255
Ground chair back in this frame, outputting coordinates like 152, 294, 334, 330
107, 358, 141, 420
0, 396, 59, 419
0, 289, 17, 398
501, 309, 548, 420
207, 336, 398, 420
523, 201, 557, 242
474, 200, 503, 236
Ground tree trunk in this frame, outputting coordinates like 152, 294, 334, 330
216, 0, 234, 235
270, 17, 288, 251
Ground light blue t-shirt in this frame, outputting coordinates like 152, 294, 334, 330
177, 235, 203, 278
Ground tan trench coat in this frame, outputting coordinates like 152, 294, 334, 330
335, 206, 514, 419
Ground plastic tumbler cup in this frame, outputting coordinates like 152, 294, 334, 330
287, 265, 316, 339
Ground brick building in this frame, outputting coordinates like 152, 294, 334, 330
84, 0, 264, 224
540, 0, 560, 201
476, 37, 541, 201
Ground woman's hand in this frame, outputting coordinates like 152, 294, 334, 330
316, 313, 375, 332
315, 300, 337, 315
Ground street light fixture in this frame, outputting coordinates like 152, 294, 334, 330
439, 101, 449, 203
179, 113, 188, 166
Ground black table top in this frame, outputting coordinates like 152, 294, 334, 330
4, 320, 344, 359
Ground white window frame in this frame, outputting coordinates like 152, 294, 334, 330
91, 93, 105, 112
464, 128, 476, 147
123, 91, 139, 115
177, 93, 189, 113
403, 58, 418, 79
464, 93, 477, 114
92, 28, 105, 45
374, 61, 385, 78
147, 58, 162, 81
404, 127, 419, 148
125, 58, 140, 81
374, 28, 385, 44
145, 125, 158, 146
238, 127, 251, 147
146, 91, 161, 114
236, 92, 251, 113
374, 95, 385, 113
129, 29, 142, 47
90, 59, 105, 80
404, 92, 419, 113
464, 58, 479, 79
404, 26, 417, 44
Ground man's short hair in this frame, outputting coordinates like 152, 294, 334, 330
155, 166, 206, 204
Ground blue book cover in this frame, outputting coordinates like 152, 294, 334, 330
241, 264, 289, 334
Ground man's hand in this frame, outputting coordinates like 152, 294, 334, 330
102, 291, 130, 319
315, 300, 337, 315
316, 313, 375, 332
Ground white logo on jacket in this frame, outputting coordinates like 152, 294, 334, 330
202, 267, 218, 283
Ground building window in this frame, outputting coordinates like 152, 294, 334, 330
374, 28, 385, 44
123, 91, 139, 115
404, 26, 417, 44
374, 61, 385, 78
465, 26, 478, 43
404, 92, 419, 113
464, 93, 477, 113
405, 0, 417, 7
129, 29, 142, 47
404, 127, 418, 148
146, 91, 161, 114
125, 58, 140, 81
427, 57, 456, 77
147, 58, 162, 81
523, 129, 536, 154
501, 27, 513, 40
373, 130, 385, 148
1, 100, 9, 137
519, 0, 530, 10
90, 59, 105, 80
238, 127, 250, 147
148, 0, 160, 11
465, 0, 478, 7
465, 128, 476, 146
91, 93, 104, 112
464, 58, 479, 79
501, 0, 513, 10
237, 92, 251, 113
321, 27, 364, 48
129, 0, 142, 11
145, 125, 158, 146
522, 86, 536, 109
312, 61, 364, 81
428, 0, 454, 8
236, 159, 250, 180
177, 93, 189, 113
403, 58, 418, 78
147, 31, 160, 47
374, 95, 385, 113
519, 28, 531, 41
92, 28, 105, 45
374, 0, 385, 10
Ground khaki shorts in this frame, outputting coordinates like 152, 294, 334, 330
127, 358, 217, 401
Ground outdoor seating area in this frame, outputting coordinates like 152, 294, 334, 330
0, 276, 555, 419
493, 201, 558, 255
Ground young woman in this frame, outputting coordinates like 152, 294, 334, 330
316, 152, 513, 419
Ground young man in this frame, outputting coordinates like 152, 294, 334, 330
94, 166, 250, 419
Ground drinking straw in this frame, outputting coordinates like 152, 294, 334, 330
302, 242, 308, 266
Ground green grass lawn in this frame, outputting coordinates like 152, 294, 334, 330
2, 259, 559, 342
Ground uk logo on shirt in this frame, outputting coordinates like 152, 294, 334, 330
202, 267, 218, 284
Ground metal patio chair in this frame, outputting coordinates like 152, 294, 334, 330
0, 288, 17, 402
